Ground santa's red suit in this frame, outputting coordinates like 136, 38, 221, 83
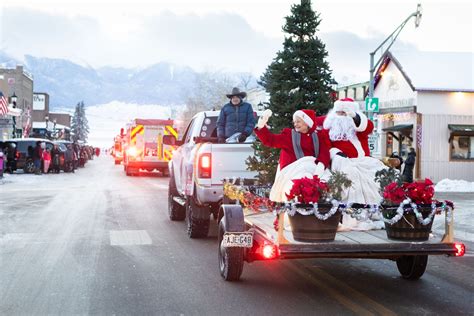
323, 98, 387, 207
329, 116, 373, 159
254, 109, 331, 202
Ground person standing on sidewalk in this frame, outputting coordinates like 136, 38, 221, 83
33, 141, 43, 175
42, 148, 52, 173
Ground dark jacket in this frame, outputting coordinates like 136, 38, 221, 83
217, 101, 255, 138
402, 151, 416, 183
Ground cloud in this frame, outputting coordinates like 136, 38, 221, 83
1, 7, 281, 75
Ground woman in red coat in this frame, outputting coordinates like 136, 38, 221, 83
254, 109, 331, 202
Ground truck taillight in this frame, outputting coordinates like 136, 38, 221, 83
198, 153, 212, 178
454, 243, 465, 257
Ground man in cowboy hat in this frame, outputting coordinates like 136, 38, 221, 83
217, 87, 255, 143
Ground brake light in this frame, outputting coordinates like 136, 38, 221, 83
16, 152, 20, 159
262, 244, 279, 260
454, 243, 465, 257
198, 153, 212, 178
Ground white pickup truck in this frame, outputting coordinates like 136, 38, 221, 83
163, 110, 258, 238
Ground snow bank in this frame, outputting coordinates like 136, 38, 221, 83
435, 179, 474, 192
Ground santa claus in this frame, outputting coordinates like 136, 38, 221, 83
323, 98, 387, 207
254, 109, 331, 202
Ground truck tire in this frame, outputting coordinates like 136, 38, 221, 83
218, 217, 244, 281
168, 175, 185, 221
186, 196, 210, 238
396, 255, 428, 280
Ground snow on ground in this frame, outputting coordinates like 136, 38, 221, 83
71, 101, 184, 149
435, 179, 474, 192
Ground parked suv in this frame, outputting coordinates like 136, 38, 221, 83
2, 138, 59, 173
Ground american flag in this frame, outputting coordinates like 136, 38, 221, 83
0, 91, 9, 116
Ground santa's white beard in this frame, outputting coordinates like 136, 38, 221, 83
324, 112, 356, 141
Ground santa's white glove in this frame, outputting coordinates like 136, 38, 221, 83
331, 154, 347, 172
343, 105, 356, 118
257, 109, 272, 129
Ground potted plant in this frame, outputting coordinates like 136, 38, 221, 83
284, 171, 352, 242
375, 169, 439, 241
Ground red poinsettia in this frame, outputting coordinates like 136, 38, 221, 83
383, 178, 435, 205
286, 175, 329, 204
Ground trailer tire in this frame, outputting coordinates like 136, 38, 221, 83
168, 174, 185, 221
396, 255, 428, 280
218, 218, 244, 281
186, 196, 210, 238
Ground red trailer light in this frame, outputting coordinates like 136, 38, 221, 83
454, 243, 465, 257
198, 153, 212, 178
262, 244, 279, 259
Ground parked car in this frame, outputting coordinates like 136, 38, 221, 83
2, 138, 66, 173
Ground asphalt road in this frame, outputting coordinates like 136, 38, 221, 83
1, 157, 473, 315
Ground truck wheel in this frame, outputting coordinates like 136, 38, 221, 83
218, 218, 244, 281
186, 197, 210, 238
168, 175, 185, 221
396, 255, 428, 280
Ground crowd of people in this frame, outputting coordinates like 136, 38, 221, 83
0, 140, 99, 177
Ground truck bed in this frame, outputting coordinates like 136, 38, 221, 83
245, 212, 458, 259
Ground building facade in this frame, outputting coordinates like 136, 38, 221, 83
0, 65, 34, 139
372, 52, 474, 182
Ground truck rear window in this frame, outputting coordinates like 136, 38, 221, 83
199, 117, 218, 138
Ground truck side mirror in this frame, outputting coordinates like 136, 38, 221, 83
120, 128, 124, 137
163, 135, 177, 146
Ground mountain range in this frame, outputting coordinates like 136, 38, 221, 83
0, 53, 258, 109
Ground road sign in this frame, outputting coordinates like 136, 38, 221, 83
365, 97, 379, 112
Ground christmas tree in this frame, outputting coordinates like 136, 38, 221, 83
71, 101, 90, 142
247, 0, 336, 183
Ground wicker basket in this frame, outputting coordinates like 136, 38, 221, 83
287, 204, 341, 242
382, 205, 434, 241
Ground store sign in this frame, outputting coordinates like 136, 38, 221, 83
33, 94, 46, 110
365, 97, 379, 112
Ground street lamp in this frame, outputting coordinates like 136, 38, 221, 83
11, 93, 17, 138
368, 4, 422, 99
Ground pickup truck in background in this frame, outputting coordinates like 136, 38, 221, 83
163, 110, 258, 238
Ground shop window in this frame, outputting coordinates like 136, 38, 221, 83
450, 135, 474, 160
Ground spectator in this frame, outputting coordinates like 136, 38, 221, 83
6, 143, 17, 173
42, 149, 51, 173
51, 144, 61, 173
402, 148, 416, 183
33, 141, 43, 175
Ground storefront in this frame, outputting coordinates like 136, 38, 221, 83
373, 51, 474, 182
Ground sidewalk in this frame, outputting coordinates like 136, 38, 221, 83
433, 192, 474, 243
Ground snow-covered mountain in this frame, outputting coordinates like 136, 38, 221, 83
0, 53, 258, 108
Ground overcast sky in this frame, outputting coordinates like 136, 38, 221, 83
1, 0, 472, 83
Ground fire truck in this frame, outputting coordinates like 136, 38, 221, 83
113, 133, 124, 165
122, 119, 178, 176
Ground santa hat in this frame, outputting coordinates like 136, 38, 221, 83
333, 98, 360, 113
293, 109, 316, 128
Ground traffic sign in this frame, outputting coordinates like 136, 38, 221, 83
365, 97, 379, 112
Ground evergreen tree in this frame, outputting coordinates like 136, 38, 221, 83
247, 0, 335, 183
71, 101, 90, 142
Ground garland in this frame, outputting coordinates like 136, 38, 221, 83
279, 199, 341, 221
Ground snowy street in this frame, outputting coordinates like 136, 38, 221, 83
1, 156, 473, 315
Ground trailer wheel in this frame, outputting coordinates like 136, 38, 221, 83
186, 196, 210, 238
168, 174, 185, 221
218, 218, 244, 281
396, 255, 428, 280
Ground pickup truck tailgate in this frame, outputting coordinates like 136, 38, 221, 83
209, 143, 256, 185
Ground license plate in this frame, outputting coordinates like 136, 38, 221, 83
222, 232, 253, 248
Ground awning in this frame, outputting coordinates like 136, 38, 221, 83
382, 124, 413, 132
448, 124, 474, 138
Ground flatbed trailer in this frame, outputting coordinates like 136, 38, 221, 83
217, 186, 465, 282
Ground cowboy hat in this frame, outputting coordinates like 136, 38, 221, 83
226, 87, 247, 99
